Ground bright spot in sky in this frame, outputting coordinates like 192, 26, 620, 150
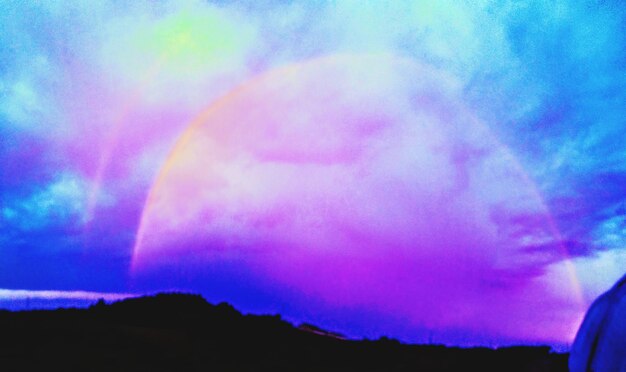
1, 0, 624, 348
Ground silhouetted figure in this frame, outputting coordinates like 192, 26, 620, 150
570, 273, 626, 371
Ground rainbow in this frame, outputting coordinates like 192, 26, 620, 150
131, 53, 585, 331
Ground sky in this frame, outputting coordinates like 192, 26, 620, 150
0, 0, 625, 348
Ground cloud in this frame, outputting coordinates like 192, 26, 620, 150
592, 214, 626, 250
0, 288, 132, 302
129, 54, 588, 344
1, 173, 90, 231
0, 0, 624, 346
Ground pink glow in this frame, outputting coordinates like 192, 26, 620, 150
132, 54, 584, 344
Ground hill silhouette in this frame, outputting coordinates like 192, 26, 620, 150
0, 293, 567, 371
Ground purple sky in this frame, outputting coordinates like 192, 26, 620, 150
1, 0, 625, 348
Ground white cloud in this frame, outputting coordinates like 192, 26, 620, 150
574, 249, 626, 303
0, 288, 132, 302
2, 173, 90, 231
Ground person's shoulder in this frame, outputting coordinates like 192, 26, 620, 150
569, 274, 626, 372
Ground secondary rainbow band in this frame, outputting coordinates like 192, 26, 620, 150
84, 4, 246, 231
84, 56, 169, 227
131, 53, 584, 313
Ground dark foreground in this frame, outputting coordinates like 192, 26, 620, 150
0, 293, 567, 371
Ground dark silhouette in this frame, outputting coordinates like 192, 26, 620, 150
0, 293, 567, 371
570, 273, 626, 371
